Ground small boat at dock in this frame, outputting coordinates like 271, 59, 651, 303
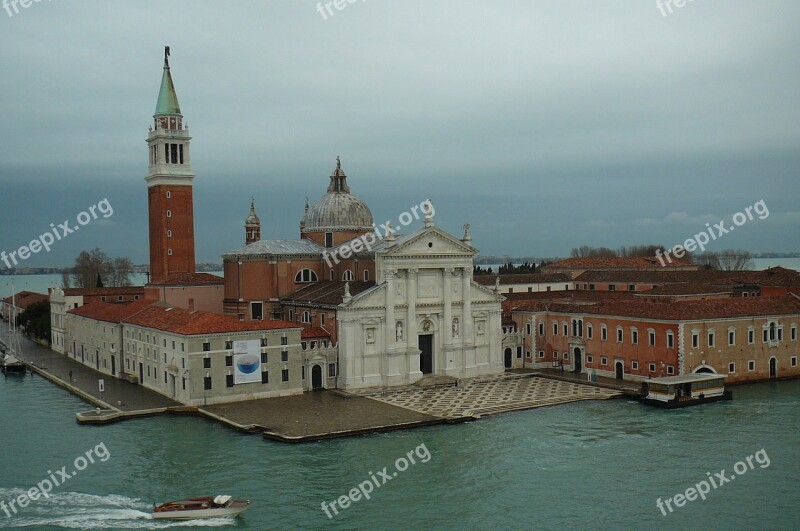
1, 353, 26, 375
640, 373, 732, 408
152, 495, 250, 520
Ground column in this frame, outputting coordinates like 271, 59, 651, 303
406, 268, 418, 347
462, 267, 473, 344
443, 268, 452, 344
385, 269, 396, 349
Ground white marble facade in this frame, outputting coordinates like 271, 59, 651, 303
336, 223, 504, 389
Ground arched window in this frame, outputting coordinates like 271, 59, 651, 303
294, 269, 319, 283
342, 270, 355, 281
301, 311, 311, 324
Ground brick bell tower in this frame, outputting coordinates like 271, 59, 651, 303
146, 46, 196, 283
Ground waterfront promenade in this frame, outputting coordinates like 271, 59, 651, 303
2, 326, 626, 442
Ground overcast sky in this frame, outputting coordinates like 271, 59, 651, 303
0, 1, 798, 269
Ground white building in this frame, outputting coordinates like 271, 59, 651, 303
335, 217, 505, 389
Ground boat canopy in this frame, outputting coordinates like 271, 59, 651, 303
645, 373, 726, 385
214, 495, 232, 505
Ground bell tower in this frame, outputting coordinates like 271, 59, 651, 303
146, 46, 196, 283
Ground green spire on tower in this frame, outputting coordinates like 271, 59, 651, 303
155, 46, 181, 116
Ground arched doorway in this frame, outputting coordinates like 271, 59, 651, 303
312, 365, 323, 390
615, 361, 624, 380
769, 357, 777, 379
573, 347, 582, 373
504, 348, 513, 369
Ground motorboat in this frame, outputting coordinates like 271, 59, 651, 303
152, 495, 250, 520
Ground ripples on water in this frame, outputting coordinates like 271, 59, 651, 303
0, 375, 798, 530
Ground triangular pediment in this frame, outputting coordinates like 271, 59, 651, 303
379, 226, 475, 257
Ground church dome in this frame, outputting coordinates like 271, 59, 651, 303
302, 157, 373, 232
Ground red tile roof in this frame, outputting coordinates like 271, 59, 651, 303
68, 300, 299, 335
68, 299, 155, 324
474, 273, 571, 285
2, 291, 49, 310
147, 272, 224, 286
509, 294, 800, 321
282, 281, 375, 307
123, 304, 298, 335
542, 257, 696, 270
62, 286, 144, 297
301, 326, 331, 339
636, 284, 733, 296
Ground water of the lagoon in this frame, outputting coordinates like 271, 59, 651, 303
0, 372, 798, 530
3, 257, 800, 295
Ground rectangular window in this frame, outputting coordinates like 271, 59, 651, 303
553, 322, 558, 335
763, 329, 769, 343
203, 357, 211, 369
182, 377, 186, 390
729, 362, 735, 373
225, 340, 233, 350
251, 302, 263, 321
609, 284, 616, 291
526, 323, 532, 336
281, 351, 288, 362
261, 371, 269, 384
667, 365, 675, 375
692, 332, 699, 349
748, 360, 755, 371
539, 323, 544, 336
321, 314, 326, 327
225, 355, 233, 367
329, 363, 337, 377
791, 357, 797, 367
203, 342, 211, 352
281, 369, 289, 382
517, 347, 523, 359
631, 330, 638, 345
261, 352, 268, 363
563, 323, 568, 336
728, 330, 735, 346
179, 144, 184, 164
226, 374, 234, 387
302, 366, 305, 380
792, 326, 797, 341
281, 336, 288, 346
648, 363, 656, 372
631, 361, 639, 370
748, 329, 755, 344
260, 338, 268, 347
325, 232, 333, 247
601, 357, 608, 366
170, 143, 178, 164
648, 331, 655, 347
587, 325, 593, 339
628, 284, 635, 291
708, 332, 715, 348
553, 351, 559, 359
616, 328, 623, 343
587, 355, 593, 363
204, 375, 212, 390
601, 326, 608, 341
538, 351, 545, 358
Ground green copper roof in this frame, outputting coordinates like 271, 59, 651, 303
155, 63, 182, 116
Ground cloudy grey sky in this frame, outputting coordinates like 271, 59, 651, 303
0, 1, 798, 268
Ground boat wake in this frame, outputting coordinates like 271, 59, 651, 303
0, 489, 235, 529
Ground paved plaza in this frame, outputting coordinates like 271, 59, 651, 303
351, 374, 621, 418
